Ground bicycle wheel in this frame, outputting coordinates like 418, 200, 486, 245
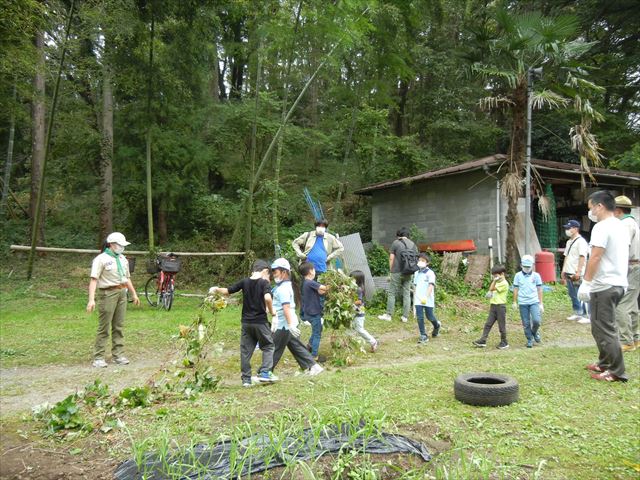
162, 278, 174, 311
145, 275, 159, 307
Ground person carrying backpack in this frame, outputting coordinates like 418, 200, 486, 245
378, 227, 419, 323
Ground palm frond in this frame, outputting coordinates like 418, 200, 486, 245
471, 63, 518, 88
531, 90, 570, 110
573, 98, 604, 122
570, 121, 605, 182
478, 95, 514, 111
501, 171, 522, 200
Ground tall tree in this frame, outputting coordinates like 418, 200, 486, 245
29, 29, 46, 245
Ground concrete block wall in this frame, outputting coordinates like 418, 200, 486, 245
370, 171, 507, 258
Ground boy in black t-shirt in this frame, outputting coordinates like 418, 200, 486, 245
209, 259, 278, 386
299, 262, 328, 360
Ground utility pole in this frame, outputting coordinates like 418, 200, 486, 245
525, 66, 543, 255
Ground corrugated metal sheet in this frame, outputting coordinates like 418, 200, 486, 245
339, 233, 376, 300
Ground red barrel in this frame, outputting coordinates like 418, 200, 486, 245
535, 251, 556, 283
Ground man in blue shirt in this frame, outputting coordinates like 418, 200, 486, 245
292, 219, 345, 275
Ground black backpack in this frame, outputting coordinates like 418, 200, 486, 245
398, 239, 419, 274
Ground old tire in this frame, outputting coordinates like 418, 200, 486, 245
454, 372, 519, 407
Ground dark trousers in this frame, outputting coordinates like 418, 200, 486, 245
272, 328, 315, 371
480, 304, 507, 342
591, 287, 626, 379
240, 323, 275, 382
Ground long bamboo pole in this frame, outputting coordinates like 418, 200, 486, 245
0, 83, 16, 214
27, 0, 76, 279
145, 6, 155, 251
13, 245, 245, 256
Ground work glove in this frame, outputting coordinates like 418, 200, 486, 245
578, 281, 592, 302
208, 286, 217, 295
539, 303, 544, 314
302, 320, 311, 327
271, 322, 278, 333
320, 317, 324, 326
485, 292, 494, 299
512, 302, 518, 311
289, 325, 301, 338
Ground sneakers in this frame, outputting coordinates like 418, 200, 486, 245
590, 370, 627, 382
370, 340, 378, 353
432, 322, 441, 337
92, 358, 108, 368
497, 341, 510, 350
114, 356, 130, 365
577, 317, 591, 324
242, 381, 252, 388
621, 343, 636, 353
401, 316, 409, 323
566, 314, 580, 321
526, 340, 533, 348
417, 336, 429, 345
378, 314, 392, 322
308, 364, 324, 376
472, 339, 487, 348
585, 363, 604, 373
533, 333, 541, 344
257, 371, 279, 383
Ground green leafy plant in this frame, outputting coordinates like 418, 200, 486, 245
80, 379, 110, 407
41, 394, 92, 434
118, 386, 152, 408
365, 242, 389, 276
319, 270, 359, 330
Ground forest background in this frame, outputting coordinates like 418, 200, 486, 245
0, 0, 638, 266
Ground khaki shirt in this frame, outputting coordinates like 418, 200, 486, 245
90, 252, 130, 289
621, 216, 639, 261
292, 231, 344, 262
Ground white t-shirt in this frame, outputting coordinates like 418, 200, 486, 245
562, 235, 589, 275
589, 216, 629, 292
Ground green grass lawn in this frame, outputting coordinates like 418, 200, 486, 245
1, 256, 639, 479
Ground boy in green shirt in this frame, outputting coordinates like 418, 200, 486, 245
473, 265, 510, 349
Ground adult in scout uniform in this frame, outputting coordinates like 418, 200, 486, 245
613, 195, 639, 352
292, 219, 345, 275
86, 232, 140, 368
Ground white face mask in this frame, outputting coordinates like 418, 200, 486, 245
417, 261, 427, 269
112, 244, 125, 255
588, 210, 598, 223
565, 229, 573, 237
494, 275, 502, 281
522, 266, 532, 274
315, 226, 326, 235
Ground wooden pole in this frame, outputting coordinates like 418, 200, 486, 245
12, 245, 245, 256
27, 0, 75, 279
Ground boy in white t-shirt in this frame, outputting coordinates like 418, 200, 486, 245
579, 191, 629, 382
412, 253, 441, 344
561, 219, 590, 322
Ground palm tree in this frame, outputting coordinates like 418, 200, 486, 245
471, 8, 603, 268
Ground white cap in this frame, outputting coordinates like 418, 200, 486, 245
271, 258, 291, 271
521, 254, 534, 267
106, 232, 131, 246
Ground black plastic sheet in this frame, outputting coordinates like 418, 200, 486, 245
114, 424, 431, 479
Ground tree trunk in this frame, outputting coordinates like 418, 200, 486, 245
1, 83, 16, 214
30, 31, 46, 245
208, 41, 220, 102
394, 79, 409, 137
229, 19, 244, 99
157, 196, 168, 245
505, 80, 527, 270
99, 59, 114, 244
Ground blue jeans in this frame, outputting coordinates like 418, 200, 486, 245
306, 314, 323, 357
519, 303, 541, 341
564, 273, 588, 316
415, 305, 439, 339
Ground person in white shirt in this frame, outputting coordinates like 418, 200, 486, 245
578, 191, 629, 382
613, 195, 639, 352
561, 219, 589, 322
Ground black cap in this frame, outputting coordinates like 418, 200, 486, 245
251, 259, 270, 272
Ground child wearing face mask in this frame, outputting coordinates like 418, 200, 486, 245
412, 253, 441, 344
473, 265, 510, 349
270, 258, 324, 376
512, 254, 544, 348
87, 232, 140, 368
350, 270, 378, 352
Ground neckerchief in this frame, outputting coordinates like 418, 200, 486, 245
104, 248, 125, 281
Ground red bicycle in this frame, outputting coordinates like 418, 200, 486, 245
144, 254, 181, 310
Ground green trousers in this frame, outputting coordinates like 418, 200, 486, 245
615, 264, 640, 345
94, 289, 127, 360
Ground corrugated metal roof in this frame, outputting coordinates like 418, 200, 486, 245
354, 154, 640, 195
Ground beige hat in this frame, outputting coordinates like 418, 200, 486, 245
615, 195, 633, 208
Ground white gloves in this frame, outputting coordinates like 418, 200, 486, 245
302, 320, 311, 327
512, 302, 518, 311
289, 325, 301, 338
485, 292, 494, 299
578, 281, 592, 302
271, 322, 277, 333
539, 303, 544, 314
208, 286, 217, 295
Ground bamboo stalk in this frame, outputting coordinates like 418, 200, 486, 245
12, 245, 245, 256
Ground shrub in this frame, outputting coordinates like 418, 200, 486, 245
366, 242, 389, 276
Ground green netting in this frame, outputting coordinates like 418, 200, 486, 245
534, 184, 558, 249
